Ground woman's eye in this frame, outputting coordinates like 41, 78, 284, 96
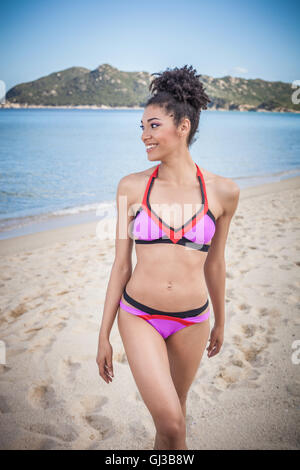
140, 124, 159, 130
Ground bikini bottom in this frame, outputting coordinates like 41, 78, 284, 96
119, 287, 210, 340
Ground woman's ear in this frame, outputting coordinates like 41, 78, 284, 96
178, 117, 191, 138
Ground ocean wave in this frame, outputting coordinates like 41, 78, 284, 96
51, 200, 116, 216
234, 167, 300, 181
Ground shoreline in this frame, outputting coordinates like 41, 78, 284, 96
1, 170, 300, 242
0, 174, 299, 256
1, 103, 300, 113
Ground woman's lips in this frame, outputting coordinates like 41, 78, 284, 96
146, 144, 158, 153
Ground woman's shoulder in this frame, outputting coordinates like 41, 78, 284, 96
202, 167, 240, 197
116, 165, 158, 200
201, 167, 240, 217
119, 165, 157, 184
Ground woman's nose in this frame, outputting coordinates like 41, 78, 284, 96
142, 132, 151, 142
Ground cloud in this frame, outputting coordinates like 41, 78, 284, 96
230, 66, 248, 74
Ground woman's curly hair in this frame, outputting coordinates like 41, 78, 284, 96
145, 65, 211, 147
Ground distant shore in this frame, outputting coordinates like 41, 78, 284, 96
1, 102, 299, 113
0, 103, 144, 110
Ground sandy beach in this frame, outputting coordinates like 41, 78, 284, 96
0, 175, 299, 450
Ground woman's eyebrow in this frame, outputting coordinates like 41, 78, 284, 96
140, 118, 162, 123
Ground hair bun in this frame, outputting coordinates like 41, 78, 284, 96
149, 65, 211, 111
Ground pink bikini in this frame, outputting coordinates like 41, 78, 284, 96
119, 162, 216, 339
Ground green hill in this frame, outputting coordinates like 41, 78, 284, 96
3, 63, 299, 112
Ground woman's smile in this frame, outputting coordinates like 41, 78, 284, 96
146, 144, 159, 153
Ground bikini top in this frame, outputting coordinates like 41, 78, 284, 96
131, 162, 216, 251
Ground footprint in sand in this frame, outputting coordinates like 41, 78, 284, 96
27, 320, 67, 352
82, 395, 114, 441
214, 363, 251, 389
0, 395, 11, 413
28, 383, 58, 409
219, 319, 273, 389
226, 271, 234, 279
24, 326, 44, 340
262, 307, 280, 320
238, 303, 251, 312
9, 303, 28, 319
0, 316, 7, 327
85, 414, 114, 441
52, 321, 67, 332
257, 325, 267, 334
241, 324, 256, 337
244, 368, 261, 387
57, 290, 70, 296
58, 357, 81, 383
38, 438, 69, 450
22, 421, 78, 443
286, 382, 300, 398
232, 334, 242, 346
226, 288, 236, 299
128, 419, 151, 445
213, 340, 255, 389
80, 395, 108, 413
240, 343, 267, 366
114, 349, 128, 364
27, 335, 56, 354
189, 386, 222, 407
265, 324, 279, 344
0, 364, 11, 375
259, 307, 269, 317
279, 264, 293, 270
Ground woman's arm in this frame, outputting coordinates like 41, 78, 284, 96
204, 177, 240, 357
98, 175, 135, 341
96, 174, 136, 383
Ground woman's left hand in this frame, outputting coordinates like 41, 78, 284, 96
207, 324, 224, 358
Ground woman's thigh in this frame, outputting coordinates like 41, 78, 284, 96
165, 319, 210, 400
117, 307, 184, 426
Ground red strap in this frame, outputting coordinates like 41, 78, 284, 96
138, 313, 208, 325
152, 164, 160, 178
141, 162, 208, 244
195, 163, 208, 206
142, 165, 160, 206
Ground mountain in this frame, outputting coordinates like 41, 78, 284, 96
3, 63, 299, 112
198, 74, 299, 112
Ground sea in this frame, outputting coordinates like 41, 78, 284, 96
0, 108, 299, 239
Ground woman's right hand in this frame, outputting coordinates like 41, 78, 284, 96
96, 337, 114, 384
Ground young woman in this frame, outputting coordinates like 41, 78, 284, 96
96, 65, 240, 450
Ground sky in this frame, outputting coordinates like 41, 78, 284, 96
0, 0, 299, 93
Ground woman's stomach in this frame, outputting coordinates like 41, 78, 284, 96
126, 245, 208, 311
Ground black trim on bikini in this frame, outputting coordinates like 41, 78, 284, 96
146, 173, 206, 233
135, 237, 211, 252
206, 208, 216, 225
123, 287, 209, 318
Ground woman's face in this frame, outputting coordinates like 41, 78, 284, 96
140, 105, 188, 162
